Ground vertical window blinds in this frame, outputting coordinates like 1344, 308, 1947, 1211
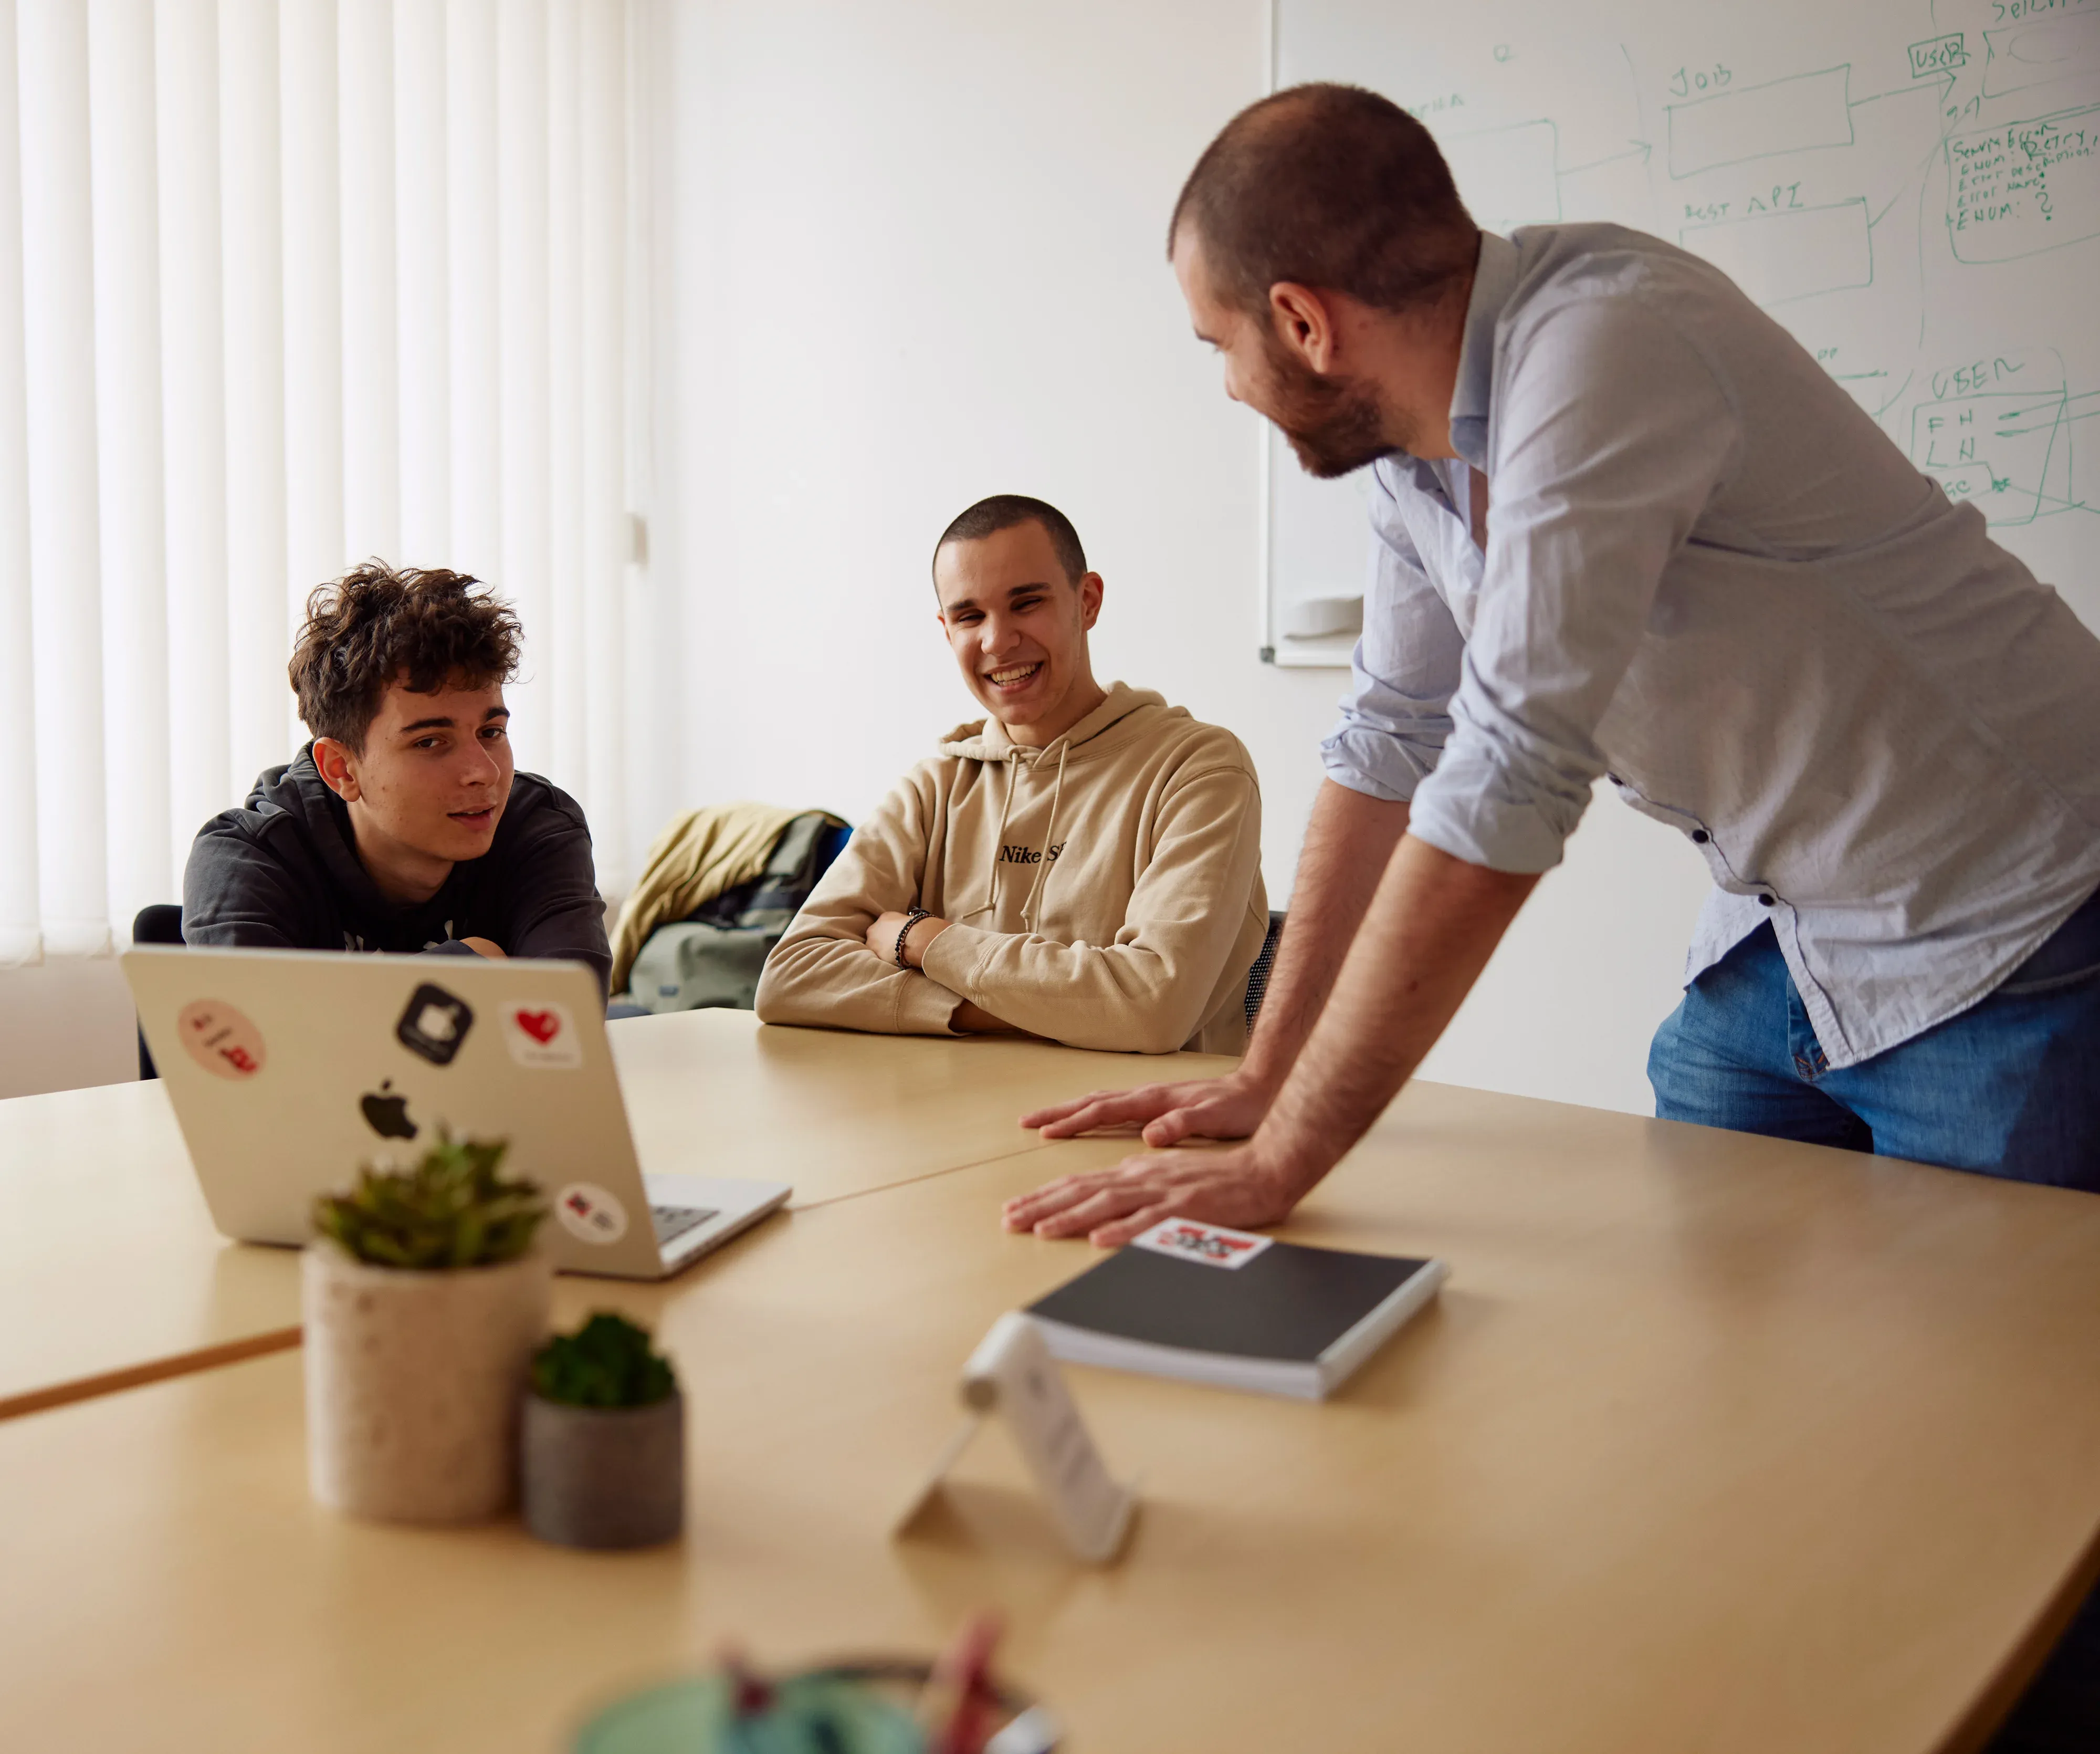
0, 0, 644, 966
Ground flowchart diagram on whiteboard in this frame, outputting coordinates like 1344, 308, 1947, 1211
1265, 0, 2100, 665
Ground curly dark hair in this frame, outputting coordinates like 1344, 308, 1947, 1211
288, 561, 522, 751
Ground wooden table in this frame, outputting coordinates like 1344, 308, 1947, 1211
0, 1012, 1226, 1418
0, 1078, 299, 1418
4, 1080, 2097, 1753
611, 1008, 1228, 1208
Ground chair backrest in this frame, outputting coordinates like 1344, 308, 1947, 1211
133, 904, 184, 946
132, 905, 184, 1077
1244, 910, 1285, 1033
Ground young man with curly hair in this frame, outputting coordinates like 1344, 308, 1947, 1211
182, 562, 612, 994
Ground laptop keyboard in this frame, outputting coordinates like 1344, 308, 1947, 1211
650, 1204, 719, 1248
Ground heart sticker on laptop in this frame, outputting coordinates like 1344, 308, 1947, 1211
503, 1000, 582, 1070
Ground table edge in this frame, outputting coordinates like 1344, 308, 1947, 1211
0, 1326, 304, 1423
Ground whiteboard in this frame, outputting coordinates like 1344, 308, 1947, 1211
1264, 0, 2100, 665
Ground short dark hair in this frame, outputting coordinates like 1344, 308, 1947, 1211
1169, 83, 1477, 318
289, 561, 522, 751
932, 495, 1088, 587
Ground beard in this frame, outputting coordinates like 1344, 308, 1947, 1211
1258, 336, 1405, 479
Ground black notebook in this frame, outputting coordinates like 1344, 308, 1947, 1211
1024, 1218, 1446, 1401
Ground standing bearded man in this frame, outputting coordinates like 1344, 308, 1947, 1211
1006, 83, 2100, 1247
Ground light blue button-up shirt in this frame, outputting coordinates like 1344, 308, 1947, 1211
1321, 224, 2100, 1068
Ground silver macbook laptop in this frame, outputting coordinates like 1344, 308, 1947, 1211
124, 945, 789, 1280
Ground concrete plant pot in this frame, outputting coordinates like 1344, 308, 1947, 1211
521, 1392, 685, 1549
302, 1243, 552, 1524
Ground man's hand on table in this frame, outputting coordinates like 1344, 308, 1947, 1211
1007, 1010, 1296, 1248
1000, 1137, 1308, 1247
1019, 1069, 1276, 1147
1006, 833, 1539, 1247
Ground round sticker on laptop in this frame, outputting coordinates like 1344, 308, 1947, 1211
175, 999, 268, 1081
555, 1182, 629, 1246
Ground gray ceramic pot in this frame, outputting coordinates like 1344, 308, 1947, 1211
521, 1392, 685, 1549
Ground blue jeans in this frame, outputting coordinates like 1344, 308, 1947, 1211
1648, 889, 2100, 1188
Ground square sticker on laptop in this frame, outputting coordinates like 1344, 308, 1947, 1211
396, 983, 474, 1066
504, 999, 583, 1070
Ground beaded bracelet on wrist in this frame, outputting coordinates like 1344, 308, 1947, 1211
894, 907, 933, 969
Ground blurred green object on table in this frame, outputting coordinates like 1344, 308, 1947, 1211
572, 1622, 1055, 1754
574, 1668, 925, 1754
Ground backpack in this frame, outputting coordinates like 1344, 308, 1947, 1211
621, 813, 849, 1013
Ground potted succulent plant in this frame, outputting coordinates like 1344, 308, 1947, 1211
304, 1133, 550, 1525
522, 1312, 685, 1549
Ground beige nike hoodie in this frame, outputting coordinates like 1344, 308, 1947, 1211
755, 682, 1268, 1055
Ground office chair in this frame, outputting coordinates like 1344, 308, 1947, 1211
1244, 910, 1285, 1033
132, 904, 184, 1079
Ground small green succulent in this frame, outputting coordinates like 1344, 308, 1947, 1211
313, 1132, 545, 1269
533, 1312, 678, 1408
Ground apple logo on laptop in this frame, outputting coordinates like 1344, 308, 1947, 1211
360, 1079, 418, 1141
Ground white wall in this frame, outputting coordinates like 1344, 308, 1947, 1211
0, 958, 138, 1100
648, 0, 1713, 1115
1, 1, 1715, 1109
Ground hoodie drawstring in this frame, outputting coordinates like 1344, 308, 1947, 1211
983, 748, 1023, 923
1018, 739, 1068, 935
978, 738, 1068, 933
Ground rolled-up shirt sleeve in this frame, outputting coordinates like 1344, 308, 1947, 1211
1319, 466, 1464, 802
1408, 295, 1742, 873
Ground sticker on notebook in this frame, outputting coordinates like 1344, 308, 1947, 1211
555, 1181, 628, 1246
396, 983, 474, 1066
176, 998, 268, 1081
503, 1000, 582, 1070
1130, 1218, 1273, 1270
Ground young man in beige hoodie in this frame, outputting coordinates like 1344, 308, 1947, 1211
755, 495, 1268, 1055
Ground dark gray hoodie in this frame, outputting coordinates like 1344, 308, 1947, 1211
182, 748, 611, 996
